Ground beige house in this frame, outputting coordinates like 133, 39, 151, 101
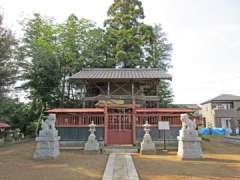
201, 94, 240, 131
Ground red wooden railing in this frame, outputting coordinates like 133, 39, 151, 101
108, 113, 133, 130
54, 109, 183, 128
56, 113, 105, 127
136, 113, 181, 127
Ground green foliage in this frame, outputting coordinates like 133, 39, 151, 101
0, 1, 175, 135
159, 80, 173, 107
104, 0, 173, 105
18, 14, 61, 109
104, 0, 155, 68
17, 2, 174, 109
0, 14, 17, 98
146, 24, 172, 70
151, 24, 173, 105
18, 14, 105, 108
0, 98, 37, 135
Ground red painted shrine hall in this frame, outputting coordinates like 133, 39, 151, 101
47, 68, 194, 145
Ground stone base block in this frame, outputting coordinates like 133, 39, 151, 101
0, 138, 4, 146
84, 142, 100, 151
33, 148, 60, 159
177, 136, 202, 159
33, 138, 60, 159
140, 133, 156, 155
140, 141, 156, 155
140, 149, 156, 155
84, 134, 100, 152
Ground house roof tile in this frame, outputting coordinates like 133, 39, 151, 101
201, 94, 240, 105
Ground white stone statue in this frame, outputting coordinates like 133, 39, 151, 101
89, 121, 96, 134
39, 114, 58, 138
84, 121, 100, 151
180, 114, 196, 131
33, 114, 60, 159
177, 113, 202, 159
143, 120, 151, 135
140, 121, 156, 154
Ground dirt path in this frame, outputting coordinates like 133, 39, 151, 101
0, 142, 107, 180
133, 137, 240, 180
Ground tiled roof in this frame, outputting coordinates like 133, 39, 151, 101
47, 108, 104, 113
47, 108, 193, 113
0, 122, 10, 128
70, 68, 172, 80
136, 108, 194, 113
201, 94, 240, 105
174, 104, 201, 110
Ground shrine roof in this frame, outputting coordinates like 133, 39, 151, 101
0, 122, 10, 128
47, 108, 104, 113
136, 108, 194, 113
47, 108, 193, 113
70, 68, 172, 80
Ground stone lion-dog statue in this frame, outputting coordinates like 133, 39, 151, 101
180, 114, 196, 131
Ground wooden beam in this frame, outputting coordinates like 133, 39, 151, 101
107, 81, 110, 97
156, 80, 160, 108
132, 99, 136, 145
111, 82, 131, 95
131, 81, 135, 99
104, 104, 108, 144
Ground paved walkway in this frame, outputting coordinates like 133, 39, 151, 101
102, 153, 139, 180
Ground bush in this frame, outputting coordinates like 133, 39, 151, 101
0, 98, 38, 136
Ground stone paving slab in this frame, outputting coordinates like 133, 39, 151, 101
102, 153, 139, 180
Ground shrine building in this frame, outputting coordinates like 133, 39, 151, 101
48, 68, 193, 145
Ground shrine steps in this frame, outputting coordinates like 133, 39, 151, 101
103, 145, 138, 153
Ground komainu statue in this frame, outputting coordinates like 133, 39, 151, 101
180, 114, 196, 131
177, 113, 202, 159
33, 114, 60, 159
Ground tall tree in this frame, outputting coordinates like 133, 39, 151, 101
56, 14, 105, 106
18, 14, 61, 109
104, 0, 155, 68
148, 24, 172, 70
104, 0, 173, 105
149, 24, 173, 106
0, 14, 17, 98
18, 14, 106, 107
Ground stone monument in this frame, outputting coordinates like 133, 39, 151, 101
177, 114, 202, 159
33, 114, 60, 159
140, 121, 156, 154
84, 121, 100, 151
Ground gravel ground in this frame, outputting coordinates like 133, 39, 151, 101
0, 142, 107, 180
1, 137, 240, 180
133, 137, 240, 180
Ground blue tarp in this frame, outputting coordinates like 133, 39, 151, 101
198, 128, 230, 135
198, 128, 210, 135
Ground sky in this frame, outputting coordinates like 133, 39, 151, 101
1, 0, 240, 104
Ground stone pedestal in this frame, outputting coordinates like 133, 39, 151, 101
0, 138, 4, 146
140, 133, 156, 154
84, 121, 100, 152
84, 134, 100, 151
140, 121, 156, 154
177, 129, 202, 159
5, 130, 15, 143
33, 114, 60, 159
